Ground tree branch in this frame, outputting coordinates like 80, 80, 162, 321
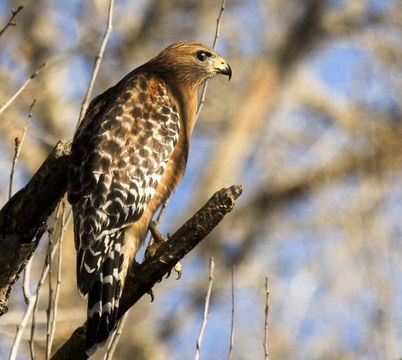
0, 140, 71, 316
9, 99, 35, 199
195, 257, 215, 360
76, 0, 114, 129
0, 5, 23, 39
196, 0, 226, 117
0, 63, 46, 116
51, 185, 242, 360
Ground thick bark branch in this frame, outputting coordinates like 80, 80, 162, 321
0, 140, 71, 315
51, 185, 242, 360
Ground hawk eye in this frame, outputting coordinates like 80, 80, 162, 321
196, 51, 210, 62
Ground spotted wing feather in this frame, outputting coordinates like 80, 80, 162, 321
67, 72, 180, 293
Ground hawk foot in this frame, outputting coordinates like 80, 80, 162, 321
149, 221, 167, 244
146, 221, 168, 260
146, 221, 182, 280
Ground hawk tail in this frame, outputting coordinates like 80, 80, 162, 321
84, 232, 124, 355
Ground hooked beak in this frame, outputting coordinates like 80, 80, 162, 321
214, 56, 232, 81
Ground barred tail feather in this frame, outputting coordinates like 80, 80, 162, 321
83, 233, 125, 355
77, 231, 116, 296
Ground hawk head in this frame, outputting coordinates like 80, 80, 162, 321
148, 41, 232, 87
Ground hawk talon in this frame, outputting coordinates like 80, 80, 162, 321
174, 262, 182, 280
147, 288, 155, 302
165, 262, 182, 279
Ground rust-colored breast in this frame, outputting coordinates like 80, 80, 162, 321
147, 128, 187, 215
124, 125, 188, 247
123, 76, 192, 248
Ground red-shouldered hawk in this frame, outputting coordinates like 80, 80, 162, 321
67, 41, 231, 354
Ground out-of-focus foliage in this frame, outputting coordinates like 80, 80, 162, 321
0, 0, 402, 359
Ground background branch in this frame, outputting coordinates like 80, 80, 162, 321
0, 5, 23, 38
228, 266, 235, 360
196, 0, 226, 117
264, 277, 269, 360
195, 257, 215, 360
9, 99, 35, 199
76, 0, 114, 128
0, 63, 45, 116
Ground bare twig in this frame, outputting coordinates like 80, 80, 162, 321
195, 257, 215, 360
9, 291, 36, 360
228, 266, 235, 360
103, 313, 128, 360
0, 5, 23, 38
9, 239, 61, 360
9, 138, 20, 199
0, 64, 45, 116
29, 292, 38, 360
29, 206, 71, 360
211, 0, 226, 50
196, 0, 226, 117
76, 0, 114, 129
45, 237, 53, 359
22, 256, 33, 305
45, 205, 60, 360
264, 277, 269, 360
9, 99, 35, 199
47, 204, 70, 356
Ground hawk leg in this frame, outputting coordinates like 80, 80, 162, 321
147, 221, 182, 279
